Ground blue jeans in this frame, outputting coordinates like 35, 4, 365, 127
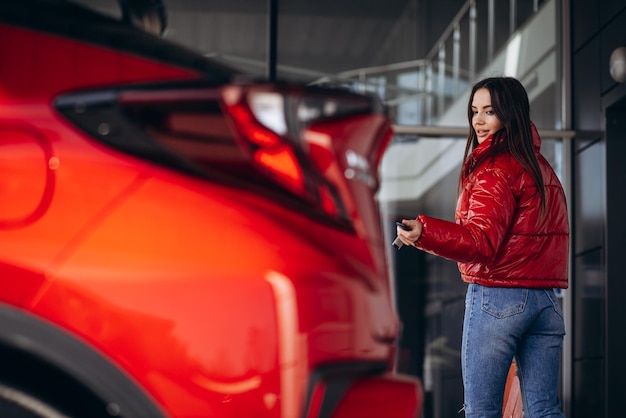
461, 284, 566, 418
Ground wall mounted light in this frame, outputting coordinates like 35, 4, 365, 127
610, 46, 626, 83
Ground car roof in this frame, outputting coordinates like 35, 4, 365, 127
1, 0, 243, 83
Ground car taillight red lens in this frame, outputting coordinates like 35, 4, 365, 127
221, 88, 306, 194
254, 146, 303, 191
221, 85, 376, 221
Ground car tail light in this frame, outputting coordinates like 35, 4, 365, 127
221, 84, 384, 222
55, 82, 388, 229
221, 89, 306, 194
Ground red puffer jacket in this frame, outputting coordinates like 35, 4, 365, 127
415, 124, 569, 288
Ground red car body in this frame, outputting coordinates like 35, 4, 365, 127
0, 1, 422, 417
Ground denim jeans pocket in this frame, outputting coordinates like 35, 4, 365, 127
544, 288, 564, 319
481, 287, 528, 318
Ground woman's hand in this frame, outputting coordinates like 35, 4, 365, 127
396, 219, 423, 247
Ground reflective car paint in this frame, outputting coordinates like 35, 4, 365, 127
0, 2, 422, 417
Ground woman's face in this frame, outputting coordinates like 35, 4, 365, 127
471, 88, 503, 144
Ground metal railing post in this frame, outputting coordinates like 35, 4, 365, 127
488, 0, 495, 61
418, 65, 425, 124
469, 0, 477, 80
425, 61, 433, 124
453, 24, 460, 95
438, 44, 446, 117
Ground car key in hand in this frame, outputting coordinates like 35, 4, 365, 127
393, 221, 411, 249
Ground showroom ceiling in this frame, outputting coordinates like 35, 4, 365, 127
76, 0, 465, 78
161, 0, 465, 77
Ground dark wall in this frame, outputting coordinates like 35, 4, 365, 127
572, 0, 626, 131
571, 1, 626, 417
605, 101, 626, 418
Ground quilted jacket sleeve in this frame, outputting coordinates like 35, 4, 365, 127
415, 167, 516, 263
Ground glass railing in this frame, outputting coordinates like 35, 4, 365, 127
310, 0, 547, 126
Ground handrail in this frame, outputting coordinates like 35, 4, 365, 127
393, 125, 577, 139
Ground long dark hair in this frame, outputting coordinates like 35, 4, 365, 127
458, 77, 546, 214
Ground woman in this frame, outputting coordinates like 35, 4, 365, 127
395, 77, 568, 417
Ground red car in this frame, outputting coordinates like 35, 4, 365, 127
0, 1, 422, 417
